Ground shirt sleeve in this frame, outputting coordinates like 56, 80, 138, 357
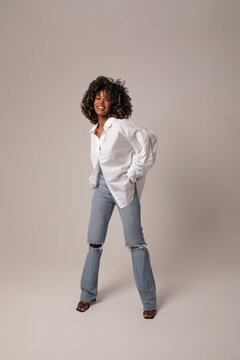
126, 127, 158, 183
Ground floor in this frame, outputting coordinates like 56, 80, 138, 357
1, 254, 239, 360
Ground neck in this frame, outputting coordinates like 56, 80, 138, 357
97, 115, 110, 127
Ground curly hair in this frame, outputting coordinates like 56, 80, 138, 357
80, 75, 133, 124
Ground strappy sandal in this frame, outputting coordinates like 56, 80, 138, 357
143, 309, 156, 319
76, 299, 96, 312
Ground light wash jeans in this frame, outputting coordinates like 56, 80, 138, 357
80, 167, 156, 311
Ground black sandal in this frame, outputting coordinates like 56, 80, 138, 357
143, 309, 156, 319
76, 299, 96, 312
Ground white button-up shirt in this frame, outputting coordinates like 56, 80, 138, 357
88, 117, 158, 209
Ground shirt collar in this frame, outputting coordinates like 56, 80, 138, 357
88, 117, 116, 134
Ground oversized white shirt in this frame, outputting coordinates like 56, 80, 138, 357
88, 116, 158, 209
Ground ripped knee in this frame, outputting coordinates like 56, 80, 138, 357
89, 243, 102, 248
129, 244, 147, 250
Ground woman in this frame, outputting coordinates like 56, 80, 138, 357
76, 76, 158, 319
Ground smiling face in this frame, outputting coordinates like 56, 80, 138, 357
93, 89, 112, 119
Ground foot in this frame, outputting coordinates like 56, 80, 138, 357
76, 299, 96, 312
76, 300, 89, 312
143, 309, 156, 319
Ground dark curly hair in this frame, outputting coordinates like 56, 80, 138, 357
80, 75, 133, 124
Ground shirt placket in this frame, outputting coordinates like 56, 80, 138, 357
94, 128, 106, 172
97, 127, 108, 152
97, 128, 123, 207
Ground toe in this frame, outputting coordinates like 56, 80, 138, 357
77, 300, 88, 311
143, 310, 156, 318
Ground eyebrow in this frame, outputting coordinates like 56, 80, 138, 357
96, 94, 110, 98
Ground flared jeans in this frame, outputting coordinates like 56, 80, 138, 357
80, 169, 156, 311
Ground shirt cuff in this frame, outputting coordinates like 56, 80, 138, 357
127, 167, 139, 183
128, 175, 139, 184
128, 177, 134, 184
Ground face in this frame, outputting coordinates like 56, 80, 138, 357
94, 89, 112, 118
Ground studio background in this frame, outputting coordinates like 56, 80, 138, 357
0, 0, 239, 359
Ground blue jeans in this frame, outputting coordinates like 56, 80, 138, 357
80, 168, 156, 311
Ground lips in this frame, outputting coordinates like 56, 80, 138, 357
97, 106, 105, 110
